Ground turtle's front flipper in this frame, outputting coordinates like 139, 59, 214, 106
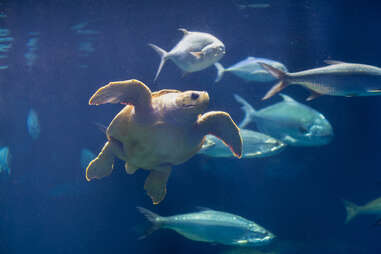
89, 79, 153, 114
86, 140, 120, 181
144, 166, 172, 205
197, 111, 242, 158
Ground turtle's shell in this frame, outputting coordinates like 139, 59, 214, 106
106, 90, 208, 171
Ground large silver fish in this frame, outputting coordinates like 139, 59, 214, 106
149, 28, 225, 81
343, 197, 381, 224
199, 130, 285, 159
235, 94, 333, 146
260, 60, 381, 100
138, 207, 275, 247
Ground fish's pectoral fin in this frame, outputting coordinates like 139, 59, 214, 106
324, 60, 348, 65
306, 91, 322, 101
190, 51, 203, 59
251, 70, 268, 75
197, 111, 242, 158
144, 166, 172, 205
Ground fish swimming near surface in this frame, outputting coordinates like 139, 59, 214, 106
214, 57, 287, 83
0, 146, 11, 175
199, 130, 285, 159
27, 109, 40, 140
343, 197, 381, 224
137, 207, 275, 247
80, 148, 95, 170
234, 94, 333, 146
149, 28, 225, 82
260, 60, 381, 100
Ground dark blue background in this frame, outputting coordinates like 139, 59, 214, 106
0, 0, 381, 253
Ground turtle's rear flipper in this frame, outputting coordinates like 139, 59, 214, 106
86, 141, 115, 181
88, 79, 153, 114
144, 167, 172, 205
198, 111, 243, 158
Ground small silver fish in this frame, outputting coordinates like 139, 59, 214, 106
149, 28, 225, 82
0, 146, 11, 175
138, 207, 274, 246
260, 60, 381, 100
343, 197, 381, 223
27, 109, 40, 140
214, 57, 287, 83
235, 94, 333, 146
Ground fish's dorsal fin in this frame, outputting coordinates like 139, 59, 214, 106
196, 206, 215, 212
178, 28, 190, 36
279, 93, 296, 103
324, 60, 348, 65
233, 94, 257, 129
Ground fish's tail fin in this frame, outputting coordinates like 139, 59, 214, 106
258, 62, 289, 100
214, 62, 225, 82
148, 43, 169, 82
233, 94, 257, 129
343, 200, 360, 224
137, 207, 164, 239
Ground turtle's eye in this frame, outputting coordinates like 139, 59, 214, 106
191, 93, 199, 100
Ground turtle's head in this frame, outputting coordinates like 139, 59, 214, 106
175, 90, 209, 117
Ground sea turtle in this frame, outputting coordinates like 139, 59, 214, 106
86, 79, 242, 204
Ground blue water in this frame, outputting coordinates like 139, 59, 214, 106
1, 1, 381, 253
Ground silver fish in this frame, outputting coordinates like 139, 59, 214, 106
138, 207, 274, 247
214, 57, 287, 83
235, 94, 333, 146
149, 28, 225, 82
0, 146, 11, 175
260, 60, 381, 100
343, 197, 381, 223
27, 109, 40, 140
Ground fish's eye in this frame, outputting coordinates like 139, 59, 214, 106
191, 93, 199, 100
